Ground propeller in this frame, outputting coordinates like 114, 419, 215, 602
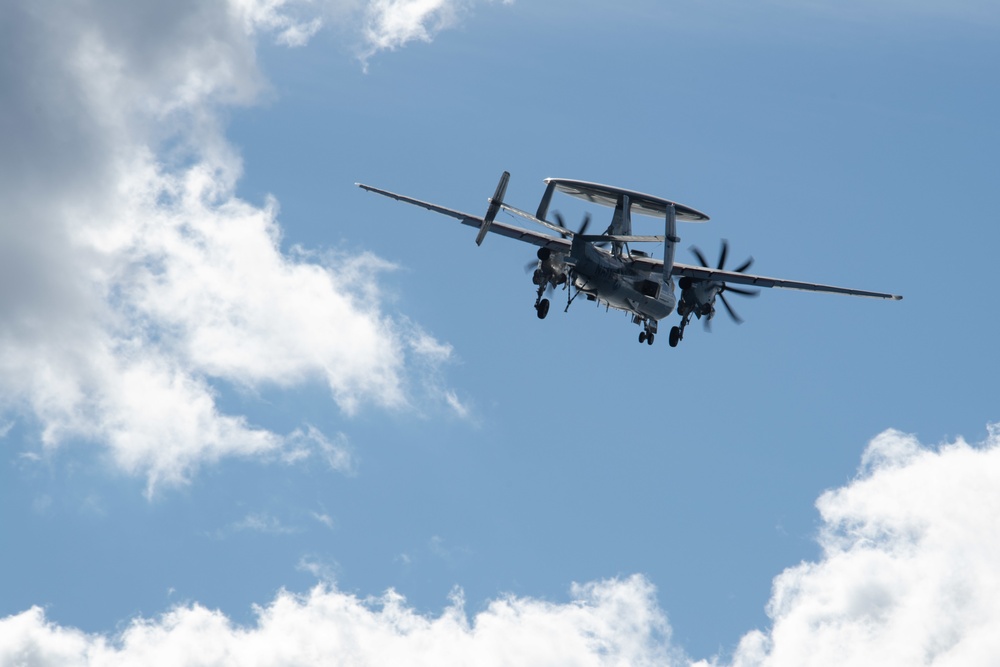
553, 211, 608, 248
691, 239, 756, 275
552, 211, 591, 237
689, 239, 760, 326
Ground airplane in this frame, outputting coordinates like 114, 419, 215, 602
357, 172, 902, 347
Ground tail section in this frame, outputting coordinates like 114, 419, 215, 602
608, 194, 632, 257
477, 171, 510, 245
661, 203, 679, 298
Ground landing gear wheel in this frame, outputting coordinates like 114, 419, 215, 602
536, 298, 550, 319
638, 331, 646, 344
646, 332, 654, 345
669, 326, 681, 348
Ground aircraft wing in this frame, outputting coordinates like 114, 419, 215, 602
357, 183, 572, 253
629, 256, 902, 300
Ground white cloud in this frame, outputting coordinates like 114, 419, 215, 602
0, 0, 473, 492
444, 390, 472, 420
233, 512, 301, 535
297, 555, 341, 583
358, 0, 513, 69
0, 576, 679, 667
310, 510, 337, 529
715, 426, 1000, 667
287, 425, 355, 472
362, 0, 462, 54
231, 0, 326, 46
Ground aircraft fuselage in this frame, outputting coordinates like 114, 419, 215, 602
568, 238, 676, 322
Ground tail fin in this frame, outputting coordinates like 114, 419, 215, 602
661, 203, 679, 294
477, 171, 510, 246
609, 194, 632, 257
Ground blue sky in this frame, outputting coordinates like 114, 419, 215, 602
2, 1, 1000, 664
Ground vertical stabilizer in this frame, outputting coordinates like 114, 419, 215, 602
477, 171, 509, 245
609, 194, 633, 235
536, 180, 557, 221
609, 194, 632, 257
661, 203, 678, 293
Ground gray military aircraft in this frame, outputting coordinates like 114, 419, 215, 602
357, 172, 901, 347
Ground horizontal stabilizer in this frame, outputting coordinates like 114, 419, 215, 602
500, 202, 570, 236
577, 234, 666, 244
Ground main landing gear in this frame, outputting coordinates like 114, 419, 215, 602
533, 274, 552, 319
532, 248, 571, 320
536, 297, 550, 319
531, 253, 550, 319
669, 312, 692, 347
637, 321, 657, 346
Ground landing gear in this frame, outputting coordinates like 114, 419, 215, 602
533, 277, 549, 319
536, 298, 550, 319
669, 326, 681, 348
669, 311, 692, 347
637, 321, 657, 345
532, 262, 572, 319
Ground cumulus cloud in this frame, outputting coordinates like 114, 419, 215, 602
715, 426, 1000, 667
0, 0, 475, 493
0, 576, 679, 667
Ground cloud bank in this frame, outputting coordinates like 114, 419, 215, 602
4, 428, 999, 665
1, 576, 677, 667
0, 0, 486, 492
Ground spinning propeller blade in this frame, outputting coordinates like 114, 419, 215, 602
718, 293, 743, 324
552, 211, 593, 237
688, 239, 759, 327
691, 239, 755, 277
552, 212, 571, 238
691, 246, 711, 268
724, 285, 760, 297
551, 211, 606, 247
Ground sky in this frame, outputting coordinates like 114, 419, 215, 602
1, 0, 999, 665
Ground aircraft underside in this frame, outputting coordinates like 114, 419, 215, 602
357, 171, 901, 350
